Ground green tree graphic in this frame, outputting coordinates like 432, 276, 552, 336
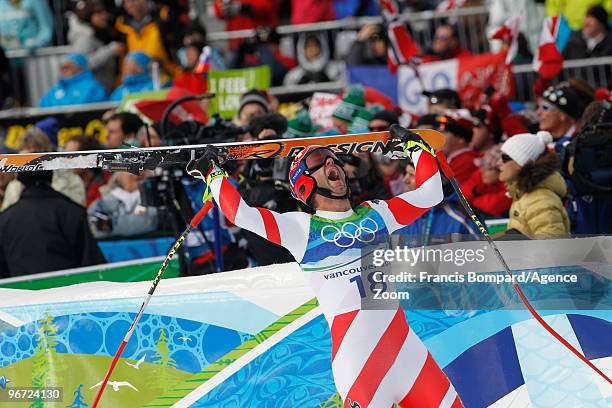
30, 312, 64, 408
152, 325, 177, 390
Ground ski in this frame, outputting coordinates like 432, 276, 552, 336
0, 129, 445, 174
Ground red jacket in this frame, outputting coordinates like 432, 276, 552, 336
462, 169, 512, 217
214, 0, 279, 50
291, 0, 335, 24
447, 148, 478, 185
422, 48, 472, 63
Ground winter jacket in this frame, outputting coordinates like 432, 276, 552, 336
0, 0, 53, 51
506, 152, 570, 238
333, 0, 380, 19
68, 13, 121, 93
0, 184, 106, 278
213, 0, 280, 50
546, 0, 612, 30
88, 187, 158, 238
394, 195, 478, 246
563, 30, 612, 60
115, 14, 179, 76
291, 0, 335, 24
346, 39, 388, 66
447, 148, 479, 186
0, 170, 86, 211
284, 32, 344, 85
109, 73, 155, 101
462, 169, 512, 218
39, 70, 107, 108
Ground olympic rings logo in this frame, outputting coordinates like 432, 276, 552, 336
321, 217, 379, 247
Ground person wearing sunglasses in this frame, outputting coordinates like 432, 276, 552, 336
187, 124, 463, 407
498, 131, 570, 239
537, 81, 594, 148
422, 24, 472, 63
368, 109, 399, 132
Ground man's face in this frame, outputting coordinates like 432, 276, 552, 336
537, 99, 572, 138
123, 0, 148, 18
304, 38, 321, 61
238, 103, 266, 126
106, 119, 125, 148
427, 100, 450, 114
403, 164, 416, 192
310, 155, 348, 198
368, 119, 391, 132
583, 15, 604, 39
432, 26, 457, 55
123, 58, 144, 76
443, 131, 467, 156
59, 61, 82, 79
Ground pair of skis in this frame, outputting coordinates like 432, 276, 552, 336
1, 129, 608, 405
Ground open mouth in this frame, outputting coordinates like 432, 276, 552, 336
326, 166, 341, 182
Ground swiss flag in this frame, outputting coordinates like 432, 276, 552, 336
379, 0, 420, 73
533, 16, 564, 79
491, 14, 521, 65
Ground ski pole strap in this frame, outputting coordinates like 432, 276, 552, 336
403, 140, 436, 157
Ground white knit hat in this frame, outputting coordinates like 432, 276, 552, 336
501, 131, 553, 166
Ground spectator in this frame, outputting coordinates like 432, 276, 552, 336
423, 89, 462, 114
499, 131, 570, 238
0, 169, 106, 278
341, 153, 390, 204
368, 109, 399, 132
229, 28, 293, 86
0, 0, 53, 51
88, 172, 159, 238
439, 111, 479, 185
33, 117, 59, 149
396, 162, 478, 246
64, 134, 112, 207
69, 0, 126, 93
330, 86, 366, 135
115, 0, 179, 76
284, 109, 321, 138
545, 0, 612, 31
462, 144, 512, 218
563, 6, 612, 60
1, 128, 86, 211
110, 51, 156, 101
104, 111, 144, 148
236, 89, 269, 127
537, 80, 594, 148
422, 24, 472, 63
346, 24, 388, 65
488, 0, 545, 57
39, 53, 107, 108
284, 32, 343, 85
213, 0, 280, 50
291, 0, 335, 24
137, 123, 163, 147
174, 23, 225, 95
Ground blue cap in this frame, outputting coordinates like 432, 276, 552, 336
63, 53, 88, 70
126, 51, 151, 71
34, 117, 59, 147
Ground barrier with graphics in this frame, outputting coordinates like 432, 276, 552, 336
0, 237, 610, 407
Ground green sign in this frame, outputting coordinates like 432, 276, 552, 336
207, 66, 271, 119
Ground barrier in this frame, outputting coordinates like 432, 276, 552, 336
0, 237, 609, 407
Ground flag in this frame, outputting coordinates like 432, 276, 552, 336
533, 16, 568, 80
436, 0, 466, 12
194, 46, 212, 76
490, 14, 521, 65
379, 0, 420, 73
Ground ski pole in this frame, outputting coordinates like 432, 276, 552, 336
437, 156, 612, 385
91, 200, 215, 407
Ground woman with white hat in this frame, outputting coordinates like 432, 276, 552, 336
498, 131, 570, 238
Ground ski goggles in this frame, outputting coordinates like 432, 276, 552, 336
501, 153, 513, 163
303, 148, 345, 172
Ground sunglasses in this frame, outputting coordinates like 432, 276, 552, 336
368, 125, 389, 132
537, 102, 556, 112
304, 148, 344, 173
501, 154, 513, 163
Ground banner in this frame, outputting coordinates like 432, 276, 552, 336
0, 237, 609, 407
0, 103, 117, 149
207, 66, 271, 119
398, 53, 514, 115
308, 92, 341, 129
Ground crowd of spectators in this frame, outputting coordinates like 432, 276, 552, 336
0, 0, 611, 277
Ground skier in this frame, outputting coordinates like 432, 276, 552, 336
187, 124, 463, 408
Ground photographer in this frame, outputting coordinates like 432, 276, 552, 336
238, 113, 297, 265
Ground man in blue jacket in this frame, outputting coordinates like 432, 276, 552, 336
39, 53, 107, 108
110, 51, 156, 101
